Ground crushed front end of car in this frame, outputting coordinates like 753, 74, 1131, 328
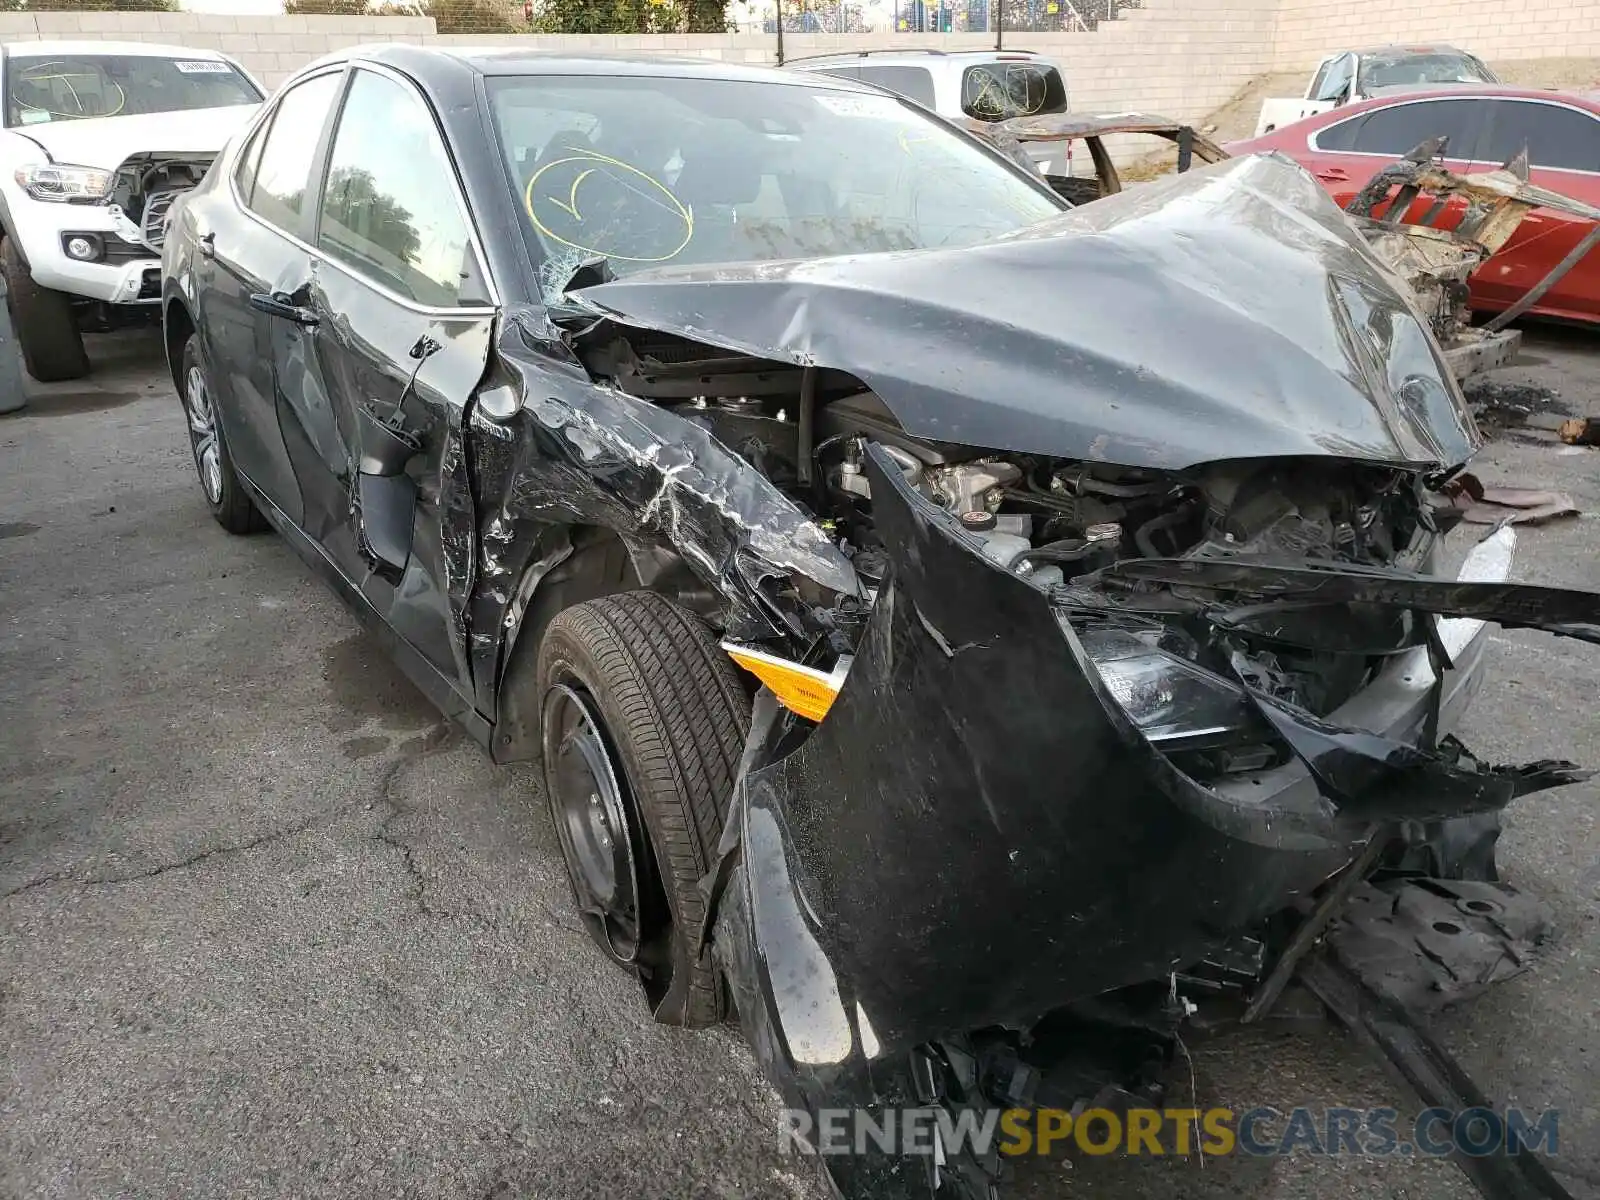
1344, 137, 1600, 381
529, 153, 1600, 1199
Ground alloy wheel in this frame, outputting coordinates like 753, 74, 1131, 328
185, 362, 223, 504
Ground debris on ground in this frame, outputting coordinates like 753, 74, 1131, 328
1558, 416, 1600, 446
1460, 378, 1571, 436
1439, 473, 1580, 526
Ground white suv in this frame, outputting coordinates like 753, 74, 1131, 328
0, 41, 262, 380
783, 49, 1071, 173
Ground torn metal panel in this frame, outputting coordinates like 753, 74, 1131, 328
1301, 952, 1579, 1200
464, 308, 859, 724
1347, 141, 1600, 370
714, 444, 1366, 1081
1088, 554, 1600, 645
1328, 877, 1553, 1012
571, 154, 1481, 472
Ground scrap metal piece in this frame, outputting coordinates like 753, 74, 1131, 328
1242, 829, 1395, 1023
963, 111, 1229, 202
1301, 951, 1576, 1200
1348, 140, 1600, 373
1327, 877, 1553, 1012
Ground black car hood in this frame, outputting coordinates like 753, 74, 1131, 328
571, 153, 1481, 472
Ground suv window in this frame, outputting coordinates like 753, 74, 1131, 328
856, 65, 937, 109
317, 69, 478, 308
1314, 98, 1482, 157
1480, 99, 1600, 172
4, 53, 260, 126
246, 71, 342, 232
961, 62, 1068, 122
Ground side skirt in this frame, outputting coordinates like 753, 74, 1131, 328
236, 471, 495, 752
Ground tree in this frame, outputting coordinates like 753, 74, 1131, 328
283, 0, 371, 14
28, 0, 179, 9
528, 0, 726, 34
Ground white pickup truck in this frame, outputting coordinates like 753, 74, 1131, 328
1253, 44, 1498, 138
0, 41, 262, 380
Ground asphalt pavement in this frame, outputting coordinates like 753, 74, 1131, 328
2, 325, 1598, 1200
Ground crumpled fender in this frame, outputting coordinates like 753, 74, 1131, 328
709, 446, 1593, 1200
463, 308, 858, 721
709, 446, 1362, 1074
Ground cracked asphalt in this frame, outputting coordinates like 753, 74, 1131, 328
2, 325, 1598, 1200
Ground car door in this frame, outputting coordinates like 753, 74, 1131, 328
1303, 96, 1489, 212
278, 64, 496, 702
1468, 97, 1600, 320
198, 68, 345, 528
1317, 53, 1356, 104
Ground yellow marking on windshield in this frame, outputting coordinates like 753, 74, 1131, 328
15, 62, 125, 119
545, 167, 595, 221
524, 148, 693, 264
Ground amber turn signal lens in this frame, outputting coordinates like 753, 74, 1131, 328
721, 643, 851, 724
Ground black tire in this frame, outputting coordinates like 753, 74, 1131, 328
1, 236, 88, 383
536, 591, 750, 1028
178, 333, 266, 534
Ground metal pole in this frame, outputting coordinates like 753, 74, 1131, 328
775, 0, 785, 64
995, 0, 1003, 49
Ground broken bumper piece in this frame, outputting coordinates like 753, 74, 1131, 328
710, 446, 1592, 1200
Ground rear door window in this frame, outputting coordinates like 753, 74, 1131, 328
1479, 99, 1600, 172
1313, 98, 1485, 159
961, 62, 1067, 121
245, 71, 343, 234
856, 65, 937, 109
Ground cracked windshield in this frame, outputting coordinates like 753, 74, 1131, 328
486, 74, 1061, 295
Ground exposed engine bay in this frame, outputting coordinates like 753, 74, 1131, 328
105, 153, 214, 253
579, 323, 1437, 746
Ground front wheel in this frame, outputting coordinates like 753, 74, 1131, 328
178, 333, 266, 534
2, 237, 88, 382
536, 591, 751, 1028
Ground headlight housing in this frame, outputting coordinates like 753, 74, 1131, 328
14, 163, 110, 203
1077, 626, 1253, 749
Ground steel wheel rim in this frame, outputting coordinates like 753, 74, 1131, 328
185, 363, 223, 504
542, 681, 645, 965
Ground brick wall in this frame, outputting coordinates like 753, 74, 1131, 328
0, 1, 1278, 119
0, 0, 1594, 122
1271, 0, 1600, 69
0, 12, 434, 90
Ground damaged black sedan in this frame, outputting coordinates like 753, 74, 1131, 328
163, 46, 1600, 1200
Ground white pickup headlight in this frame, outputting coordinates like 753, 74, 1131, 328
14, 163, 110, 202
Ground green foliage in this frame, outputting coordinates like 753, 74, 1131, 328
282, 0, 371, 13
528, 0, 727, 34
423, 0, 520, 32
27, 0, 179, 9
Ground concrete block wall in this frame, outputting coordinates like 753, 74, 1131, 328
1270, 0, 1600, 70
0, 12, 433, 90
0, 1, 1277, 121
0, 0, 1596, 120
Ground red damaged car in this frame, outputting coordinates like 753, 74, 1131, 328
1230, 85, 1600, 324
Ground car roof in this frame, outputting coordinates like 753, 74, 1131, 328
1, 40, 231, 59
1348, 43, 1479, 57
785, 48, 1050, 66
1333, 83, 1599, 108
316, 42, 878, 91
